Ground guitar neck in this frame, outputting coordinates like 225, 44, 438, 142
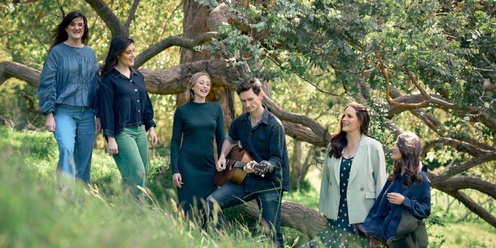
231, 160, 248, 168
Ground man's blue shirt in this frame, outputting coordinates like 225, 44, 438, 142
226, 107, 290, 192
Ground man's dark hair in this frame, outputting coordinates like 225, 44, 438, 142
236, 78, 262, 95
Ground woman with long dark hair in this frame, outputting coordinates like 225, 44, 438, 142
38, 11, 100, 186
305, 102, 387, 247
99, 36, 158, 199
359, 132, 431, 247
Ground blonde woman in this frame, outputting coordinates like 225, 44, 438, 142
170, 72, 225, 216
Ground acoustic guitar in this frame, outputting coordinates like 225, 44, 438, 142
214, 145, 268, 186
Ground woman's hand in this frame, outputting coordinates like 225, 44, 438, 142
172, 173, 183, 188
107, 137, 119, 155
387, 192, 405, 205
45, 112, 56, 132
149, 127, 158, 146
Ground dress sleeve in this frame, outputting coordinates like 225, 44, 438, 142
99, 76, 116, 137
170, 107, 183, 174
38, 50, 60, 115
215, 104, 225, 157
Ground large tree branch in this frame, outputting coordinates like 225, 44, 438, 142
431, 152, 496, 184
282, 121, 328, 147
85, 0, 127, 36
138, 59, 332, 147
139, 59, 247, 94
424, 137, 495, 157
243, 200, 326, 238
135, 32, 218, 68
124, 0, 140, 31
433, 176, 496, 199
263, 96, 331, 146
433, 182, 496, 228
0, 61, 39, 87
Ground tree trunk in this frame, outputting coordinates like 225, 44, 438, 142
290, 140, 303, 190
243, 199, 326, 238
181, 0, 235, 127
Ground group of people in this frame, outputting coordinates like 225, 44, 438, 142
303, 104, 431, 248
38, 11, 431, 248
38, 11, 157, 199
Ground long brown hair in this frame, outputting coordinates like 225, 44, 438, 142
389, 132, 423, 188
100, 36, 134, 79
328, 102, 370, 158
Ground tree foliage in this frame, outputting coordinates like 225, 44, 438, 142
0, 0, 495, 229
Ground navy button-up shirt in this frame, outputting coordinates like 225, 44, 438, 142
99, 67, 156, 137
226, 108, 290, 192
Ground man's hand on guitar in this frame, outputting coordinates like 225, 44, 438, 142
244, 161, 270, 177
172, 173, 184, 188
216, 157, 227, 171
243, 161, 257, 173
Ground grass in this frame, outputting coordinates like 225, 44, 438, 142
0, 126, 494, 247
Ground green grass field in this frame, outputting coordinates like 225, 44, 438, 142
0, 126, 494, 247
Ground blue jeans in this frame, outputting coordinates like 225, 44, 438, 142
206, 182, 284, 248
54, 105, 96, 184
112, 126, 149, 198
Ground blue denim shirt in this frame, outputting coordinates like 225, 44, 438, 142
38, 43, 99, 116
99, 68, 156, 137
226, 108, 290, 192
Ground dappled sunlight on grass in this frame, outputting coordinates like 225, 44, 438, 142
0, 126, 494, 248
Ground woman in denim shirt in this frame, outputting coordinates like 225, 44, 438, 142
99, 36, 158, 199
38, 11, 100, 186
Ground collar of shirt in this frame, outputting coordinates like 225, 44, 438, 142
109, 67, 139, 79
244, 106, 270, 126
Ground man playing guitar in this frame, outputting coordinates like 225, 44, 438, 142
206, 78, 290, 248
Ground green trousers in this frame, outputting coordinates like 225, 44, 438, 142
113, 126, 149, 198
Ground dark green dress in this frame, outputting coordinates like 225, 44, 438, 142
170, 101, 224, 214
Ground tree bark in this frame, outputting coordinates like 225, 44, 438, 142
243, 200, 327, 237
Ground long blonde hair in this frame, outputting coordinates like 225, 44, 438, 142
186, 72, 211, 102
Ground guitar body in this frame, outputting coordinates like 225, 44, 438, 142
214, 145, 253, 186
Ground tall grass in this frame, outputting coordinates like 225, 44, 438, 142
0, 127, 271, 248
0, 126, 494, 248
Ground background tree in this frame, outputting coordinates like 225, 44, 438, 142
0, 0, 494, 234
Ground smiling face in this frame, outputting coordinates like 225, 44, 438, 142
340, 106, 361, 134
191, 75, 211, 100
65, 17, 85, 41
117, 43, 135, 68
